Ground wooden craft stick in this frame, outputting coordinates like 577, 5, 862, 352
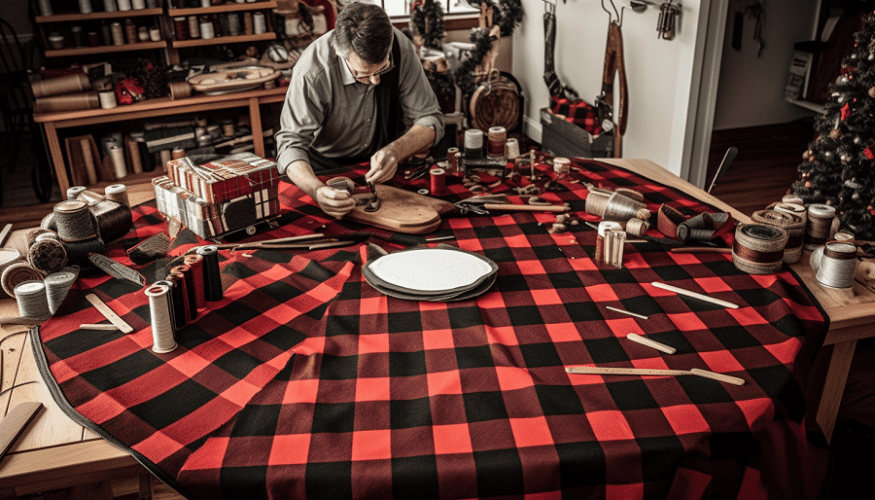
626, 333, 676, 354
565, 366, 745, 385
605, 306, 649, 320
0, 224, 11, 247
670, 247, 732, 254
425, 235, 456, 242
651, 281, 739, 309
85, 294, 133, 333
483, 203, 568, 212
0, 316, 39, 327
79, 323, 120, 331
0, 402, 42, 462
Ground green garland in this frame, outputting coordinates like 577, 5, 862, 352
466, 0, 524, 38
453, 0, 523, 97
411, 0, 445, 50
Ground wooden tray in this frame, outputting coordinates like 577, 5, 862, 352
348, 185, 454, 235
188, 67, 280, 95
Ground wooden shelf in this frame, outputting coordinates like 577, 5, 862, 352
167, 1, 277, 16
34, 8, 164, 23
785, 96, 827, 114
170, 32, 276, 48
44, 41, 168, 58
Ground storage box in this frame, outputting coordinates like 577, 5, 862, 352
539, 108, 613, 158
166, 152, 280, 205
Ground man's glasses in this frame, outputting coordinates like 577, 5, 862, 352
347, 59, 394, 83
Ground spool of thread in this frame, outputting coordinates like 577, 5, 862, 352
732, 223, 789, 275
54, 200, 96, 241
78, 0, 93, 13
79, 138, 99, 185
174, 17, 188, 40
553, 157, 571, 175
782, 194, 805, 205
429, 167, 446, 196
587, 191, 649, 222
813, 241, 858, 289
145, 284, 177, 353
48, 33, 65, 50
104, 0, 117, 12
109, 145, 127, 179
773, 202, 807, 227
27, 239, 67, 275
187, 15, 200, 39
63, 236, 105, 267
834, 230, 855, 245
168, 81, 191, 100
110, 21, 125, 45
197, 245, 223, 302
117, 0, 132, 10
505, 138, 520, 160
105, 184, 130, 207
132, 0, 145, 8
227, 12, 241, 36
90, 199, 133, 242
45, 269, 78, 314
34, 231, 59, 243
464, 129, 484, 159
38, 0, 53, 16
751, 209, 805, 264
15, 281, 50, 320
98, 88, 117, 109
124, 19, 137, 44
166, 272, 189, 328
243, 12, 254, 35
171, 147, 187, 160
200, 16, 215, 39
70, 26, 85, 48
66, 185, 86, 201
184, 254, 206, 310
446, 147, 459, 173
101, 21, 113, 45
88, 31, 100, 46
160, 150, 172, 171
595, 221, 623, 264
624, 218, 649, 237
171, 264, 196, 321
805, 204, 836, 250
149, 26, 161, 41
253, 11, 266, 34
137, 26, 149, 41
487, 126, 507, 158
200, 0, 211, 6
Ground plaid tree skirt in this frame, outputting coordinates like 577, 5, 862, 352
33, 158, 830, 499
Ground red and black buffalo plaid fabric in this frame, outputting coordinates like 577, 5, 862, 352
549, 95, 603, 136
33, 158, 830, 500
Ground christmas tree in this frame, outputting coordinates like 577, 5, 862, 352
792, 12, 875, 241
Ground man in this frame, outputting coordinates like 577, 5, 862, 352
275, 1, 445, 218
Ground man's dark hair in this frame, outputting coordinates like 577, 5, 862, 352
333, 2, 393, 64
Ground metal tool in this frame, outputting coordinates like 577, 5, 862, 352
365, 181, 381, 212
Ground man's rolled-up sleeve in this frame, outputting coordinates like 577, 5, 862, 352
275, 67, 328, 175
396, 34, 445, 146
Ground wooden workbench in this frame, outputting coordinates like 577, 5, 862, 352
0, 159, 872, 497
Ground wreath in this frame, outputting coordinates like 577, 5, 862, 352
411, 0, 445, 51
466, 0, 523, 38
452, 0, 523, 97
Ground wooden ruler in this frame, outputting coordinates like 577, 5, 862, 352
85, 294, 133, 333
565, 366, 745, 385
0, 402, 43, 461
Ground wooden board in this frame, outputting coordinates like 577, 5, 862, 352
348, 185, 454, 235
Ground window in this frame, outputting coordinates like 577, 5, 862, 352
373, 0, 479, 19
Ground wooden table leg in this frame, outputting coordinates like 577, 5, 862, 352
816, 339, 857, 442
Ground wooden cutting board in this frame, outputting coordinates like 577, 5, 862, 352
349, 185, 455, 234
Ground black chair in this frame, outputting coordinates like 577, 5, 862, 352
0, 17, 54, 204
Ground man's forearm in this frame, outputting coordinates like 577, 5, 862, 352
387, 124, 436, 161
285, 159, 324, 198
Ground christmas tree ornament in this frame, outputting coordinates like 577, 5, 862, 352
830, 128, 841, 139
868, 86, 875, 98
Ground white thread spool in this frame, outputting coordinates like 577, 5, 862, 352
505, 138, 520, 160
116, 0, 132, 11
109, 145, 127, 179
132, 0, 145, 9
200, 17, 215, 39
98, 89, 117, 109
146, 284, 177, 353
595, 221, 622, 264
464, 129, 484, 159
38, 0, 53, 16
105, 184, 130, 207
812, 241, 858, 289
553, 157, 571, 174
45, 270, 77, 314
804, 204, 836, 250
78, 0, 93, 14
67, 185, 87, 200
149, 26, 161, 41
253, 12, 266, 34
188, 15, 201, 39
103, 0, 117, 12
15, 281, 50, 320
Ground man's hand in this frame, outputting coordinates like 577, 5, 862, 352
314, 185, 356, 219
367, 146, 400, 185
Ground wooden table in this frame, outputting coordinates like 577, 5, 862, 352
0, 158, 872, 497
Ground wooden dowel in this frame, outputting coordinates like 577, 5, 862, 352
85, 294, 133, 333
626, 333, 676, 354
565, 366, 745, 385
79, 323, 120, 331
605, 306, 649, 320
651, 281, 739, 309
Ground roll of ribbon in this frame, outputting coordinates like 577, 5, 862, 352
732, 223, 789, 275
751, 209, 804, 264
464, 129, 484, 159
805, 203, 836, 250
145, 284, 177, 353
197, 245, 223, 302
15, 281, 50, 320
811, 241, 858, 289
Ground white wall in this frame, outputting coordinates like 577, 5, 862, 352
712, 0, 819, 130
513, 0, 710, 177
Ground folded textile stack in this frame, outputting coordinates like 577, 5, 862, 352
153, 153, 281, 240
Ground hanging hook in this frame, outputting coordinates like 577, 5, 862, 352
601, 0, 625, 27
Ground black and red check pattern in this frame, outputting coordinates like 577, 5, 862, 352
33, 158, 829, 500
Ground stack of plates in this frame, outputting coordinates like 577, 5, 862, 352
363, 245, 498, 302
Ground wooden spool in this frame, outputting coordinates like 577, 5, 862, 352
751, 209, 804, 264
